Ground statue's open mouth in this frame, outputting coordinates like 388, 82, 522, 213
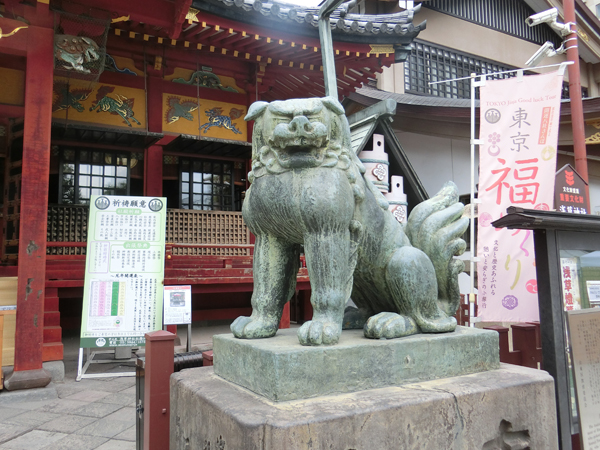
276, 144, 326, 168
269, 118, 329, 168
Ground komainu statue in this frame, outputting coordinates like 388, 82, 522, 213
231, 96, 469, 346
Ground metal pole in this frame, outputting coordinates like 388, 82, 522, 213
563, 0, 590, 212
318, 0, 346, 98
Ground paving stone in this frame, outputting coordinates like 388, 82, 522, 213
94, 439, 136, 450
118, 386, 135, 396
0, 384, 58, 406
71, 402, 123, 419
74, 417, 134, 439
96, 392, 135, 406
103, 407, 135, 426
2, 411, 61, 428
0, 407, 26, 422
0, 399, 56, 412
113, 426, 135, 442
0, 423, 33, 445
0, 430, 68, 450
38, 414, 97, 433
43, 434, 108, 450
64, 390, 112, 402
79, 379, 135, 394
38, 399, 89, 414
100, 378, 136, 392
55, 383, 88, 399
64, 380, 116, 393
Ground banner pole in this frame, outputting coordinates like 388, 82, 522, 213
470, 73, 476, 304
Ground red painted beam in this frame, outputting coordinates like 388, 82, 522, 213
0, 104, 24, 119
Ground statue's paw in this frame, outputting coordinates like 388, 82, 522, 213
417, 314, 457, 333
230, 316, 278, 339
298, 320, 341, 346
364, 312, 418, 339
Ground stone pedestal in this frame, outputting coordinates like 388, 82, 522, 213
171, 364, 558, 450
213, 327, 499, 401
170, 329, 558, 449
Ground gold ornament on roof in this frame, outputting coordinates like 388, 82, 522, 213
111, 15, 130, 23
186, 8, 200, 24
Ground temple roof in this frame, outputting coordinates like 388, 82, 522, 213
194, 0, 426, 46
1, 0, 425, 102
104, 0, 425, 101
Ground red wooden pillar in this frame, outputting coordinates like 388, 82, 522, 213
5, 24, 54, 390
145, 74, 179, 336
144, 330, 175, 450
145, 145, 164, 197
145, 75, 164, 198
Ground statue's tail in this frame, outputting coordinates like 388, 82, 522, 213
405, 182, 469, 316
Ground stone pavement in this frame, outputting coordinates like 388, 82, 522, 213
0, 367, 138, 450
0, 322, 235, 449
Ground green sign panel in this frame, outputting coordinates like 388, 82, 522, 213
80, 195, 167, 348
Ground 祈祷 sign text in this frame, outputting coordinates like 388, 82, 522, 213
477, 71, 563, 322
80, 195, 167, 348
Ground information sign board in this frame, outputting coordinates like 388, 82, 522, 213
163, 285, 192, 325
80, 195, 167, 348
567, 308, 600, 450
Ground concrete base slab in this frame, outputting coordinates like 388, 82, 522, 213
213, 327, 500, 401
171, 364, 558, 450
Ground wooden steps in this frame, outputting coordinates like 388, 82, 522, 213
42, 288, 63, 362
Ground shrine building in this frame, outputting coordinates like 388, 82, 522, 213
0, 0, 425, 387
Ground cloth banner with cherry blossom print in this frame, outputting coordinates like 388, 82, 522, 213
477, 71, 563, 322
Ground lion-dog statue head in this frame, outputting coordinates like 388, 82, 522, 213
246, 96, 362, 179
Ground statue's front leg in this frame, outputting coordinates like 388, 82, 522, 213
231, 234, 300, 339
298, 231, 353, 346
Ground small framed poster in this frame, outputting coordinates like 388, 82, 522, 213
164, 285, 192, 325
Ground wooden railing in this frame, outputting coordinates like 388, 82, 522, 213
47, 205, 89, 256
45, 205, 251, 257
167, 209, 250, 256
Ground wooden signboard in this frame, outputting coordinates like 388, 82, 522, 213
567, 308, 600, 449
555, 164, 589, 214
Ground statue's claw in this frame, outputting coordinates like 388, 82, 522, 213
298, 320, 341, 346
416, 314, 457, 333
364, 312, 418, 339
230, 316, 278, 339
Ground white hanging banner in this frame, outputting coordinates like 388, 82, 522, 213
477, 71, 563, 322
